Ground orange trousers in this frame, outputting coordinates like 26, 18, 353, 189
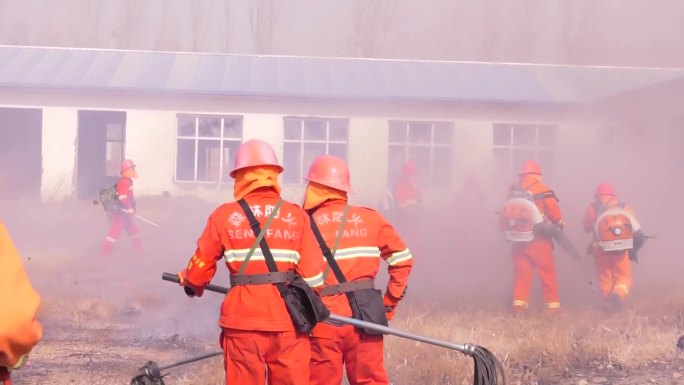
512, 239, 560, 312
593, 248, 632, 301
221, 328, 310, 385
310, 323, 388, 385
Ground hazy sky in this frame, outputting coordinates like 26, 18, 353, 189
1, 0, 683, 67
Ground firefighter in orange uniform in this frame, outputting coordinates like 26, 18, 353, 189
392, 160, 421, 220
305, 155, 413, 385
176, 139, 324, 385
101, 159, 143, 256
583, 183, 644, 311
0, 218, 42, 385
507, 160, 564, 315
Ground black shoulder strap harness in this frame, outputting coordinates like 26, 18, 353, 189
236, 199, 292, 294
308, 206, 375, 296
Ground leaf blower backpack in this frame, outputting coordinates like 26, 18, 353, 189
593, 203, 640, 252
499, 188, 546, 242
98, 184, 120, 215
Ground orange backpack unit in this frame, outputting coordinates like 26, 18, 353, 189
499, 188, 545, 242
593, 203, 640, 251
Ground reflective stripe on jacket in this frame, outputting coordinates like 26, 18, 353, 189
185, 189, 324, 332
310, 200, 413, 316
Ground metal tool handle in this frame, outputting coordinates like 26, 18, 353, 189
160, 272, 505, 384
162, 272, 229, 294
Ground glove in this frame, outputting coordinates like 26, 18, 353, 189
628, 249, 639, 264
383, 292, 400, 321
177, 269, 198, 297
0, 367, 10, 382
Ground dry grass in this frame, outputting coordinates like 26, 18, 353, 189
176, 298, 684, 385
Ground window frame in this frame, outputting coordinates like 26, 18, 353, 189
174, 114, 244, 183
387, 120, 454, 184
282, 116, 350, 185
492, 123, 558, 172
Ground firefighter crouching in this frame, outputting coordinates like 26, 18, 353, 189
583, 183, 646, 312
304, 155, 413, 385
499, 160, 565, 315
0, 218, 42, 385
101, 159, 143, 256
176, 139, 325, 385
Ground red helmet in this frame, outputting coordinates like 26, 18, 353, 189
402, 160, 417, 177
229, 139, 283, 178
594, 182, 616, 197
121, 159, 136, 173
306, 155, 353, 193
518, 160, 542, 176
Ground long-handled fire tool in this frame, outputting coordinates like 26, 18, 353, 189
92, 199, 161, 229
153, 272, 506, 385
130, 351, 223, 385
126, 210, 161, 228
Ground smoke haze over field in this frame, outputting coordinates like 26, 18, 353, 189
1, 4, 684, 383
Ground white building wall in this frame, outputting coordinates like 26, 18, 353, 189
41, 107, 77, 201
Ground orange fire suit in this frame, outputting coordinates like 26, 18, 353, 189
101, 176, 142, 256
583, 198, 635, 301
392, 179, 421, 218
308, 200, 413, 385
510, 176, 563, 313
0, 218, 42, 381
183, 188, 324, 385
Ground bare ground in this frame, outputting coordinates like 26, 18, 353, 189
3, 197, 684, 385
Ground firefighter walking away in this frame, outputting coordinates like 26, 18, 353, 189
583, 182, 647, 313
175, 139, 325, 385
499, 160, 566, 316
304, 155, 414, 385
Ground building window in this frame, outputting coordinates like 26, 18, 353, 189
282, 117, 349, 184
387, 121, 454, 184
175, 115, 243, 182
105, 123, 125, 177
492, 123, 557, 173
